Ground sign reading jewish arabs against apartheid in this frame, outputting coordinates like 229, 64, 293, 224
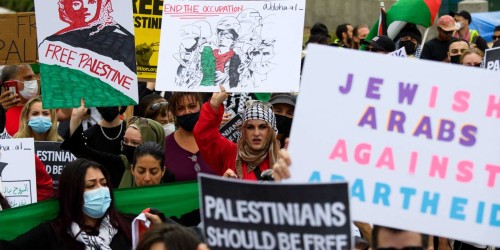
199, 174, 352, 250
0, 12, 38, 65
156, 1, 305, 92
34, 0, 138, 109
35, 141, 76, 189
289, 44, 500, 246
484, 46, 500, 71
0, 138, 37, 208
134, 0, 162, 79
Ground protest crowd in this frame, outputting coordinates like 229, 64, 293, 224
0, 0, 499, 249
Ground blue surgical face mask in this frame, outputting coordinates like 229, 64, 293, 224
83, 187, 111, 219
28, 116, 52, 134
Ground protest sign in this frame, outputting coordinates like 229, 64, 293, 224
199, 174, 352, 250
484, 46, 500, 71
289, 44, 500, 246
156, 0, 305, 92
219, 114, 242, 142
35, 141, 76, 189
0, 12, 37, 65
134, 0, 162, 79
389, 47, 407, 58
34, 0, 138, 109
0, 138, 37, 208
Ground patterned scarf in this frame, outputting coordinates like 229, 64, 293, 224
235, 101, 280, 178
70, 215, 117, 250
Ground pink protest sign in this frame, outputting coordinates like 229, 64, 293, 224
290, 44, 500, 246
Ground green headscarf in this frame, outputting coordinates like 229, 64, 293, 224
119, 117, 166, 188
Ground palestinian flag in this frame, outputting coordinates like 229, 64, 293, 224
0, 182, 199, 241
378, 2, 388, 36
366, 0, 442, 42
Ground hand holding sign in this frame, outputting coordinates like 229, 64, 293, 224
210, 85, 229, 110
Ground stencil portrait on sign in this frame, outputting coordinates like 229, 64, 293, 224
35, 0, 139, 108
156, 1, 305, 92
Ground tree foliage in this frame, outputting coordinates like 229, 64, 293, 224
0, 0, 35, 12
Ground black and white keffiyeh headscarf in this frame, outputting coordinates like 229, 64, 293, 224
70, 215, 117, 250
235, 100, 280, 178
243, 100, 278, 133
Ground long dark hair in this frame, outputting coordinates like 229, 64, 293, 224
52, 158, 131, 248
0, 193, 10, 210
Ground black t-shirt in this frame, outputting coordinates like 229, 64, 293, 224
83, 122, 125, 156
420, 38, 450, 62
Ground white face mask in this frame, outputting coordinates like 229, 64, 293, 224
19, 80, 38, 100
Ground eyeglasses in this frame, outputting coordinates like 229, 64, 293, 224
128, 116, 149, 127
188, 155, 201, 173
150, 102, 168, 111
493, 36, 500, 40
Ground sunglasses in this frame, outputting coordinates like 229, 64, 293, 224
440, 29, 454, 35
150, 101, 168, 111
188, 155, 201, 173
493, 35, 500, 40
128, 116, 149, 127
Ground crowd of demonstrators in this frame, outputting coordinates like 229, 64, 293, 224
1, 9, 499, 250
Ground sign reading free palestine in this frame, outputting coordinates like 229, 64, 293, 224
289, 44, 500, 246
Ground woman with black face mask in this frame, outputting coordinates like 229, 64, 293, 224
164, 93, 214, 182
64, 99, 166, 188
269, 93, 296, 149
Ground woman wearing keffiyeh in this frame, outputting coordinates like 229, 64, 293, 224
194, 85, 281, 181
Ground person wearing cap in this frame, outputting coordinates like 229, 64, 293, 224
450, 10, 488, 53
395, 23, 422, 57
421, 15, 459, 61
269, 93, 296, 149
194, 85, 281, 181
351, 24, 369, 50
362, 35, 396, 54
214, 16, 242, 89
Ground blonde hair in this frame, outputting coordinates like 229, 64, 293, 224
15, 96, 62, 142
460, 48, 484, 63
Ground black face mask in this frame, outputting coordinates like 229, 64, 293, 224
122, 144, 136, 163
275, 114, 293, 138
176, 112, 200, 132
400, 40, 417, 55
450, 55, 461, 64
97, 107, 120, 122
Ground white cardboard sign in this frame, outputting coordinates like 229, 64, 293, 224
0, 138, 37, 208
156, 0, 305, 92
289, 44, 500, 246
